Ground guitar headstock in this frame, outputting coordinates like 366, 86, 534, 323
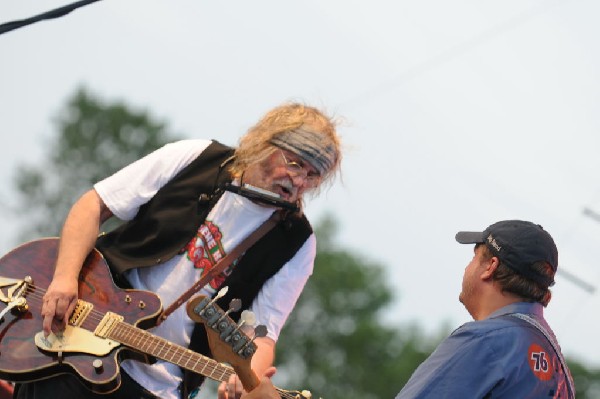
186, 293, 261, 392
186, 291, 320, 398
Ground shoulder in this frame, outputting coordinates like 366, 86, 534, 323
149, 139, 234, 175
450, 315, 544, 358
157, 139, 216, 157
417, 318, 529, 378
272, 213, 313, 252
285, 213, 313, 234
452, 316, 529, 340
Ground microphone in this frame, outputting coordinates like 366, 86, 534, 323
222, 183, 299, 212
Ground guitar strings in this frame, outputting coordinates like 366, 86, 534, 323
17, 284, 306, 399
22, 285, 233, 379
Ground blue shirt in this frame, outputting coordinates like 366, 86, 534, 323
396, 302, 574, 398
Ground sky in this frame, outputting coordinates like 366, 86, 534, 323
1, 0, 600, 376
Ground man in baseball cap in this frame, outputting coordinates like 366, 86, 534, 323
396, 220, 575, 398
455, 220, 558, 288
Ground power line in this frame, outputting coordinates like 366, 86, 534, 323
341, 1, 561, 109
0, 0, 103, 36
557, 267, 596, 294
583, 206, 600, 224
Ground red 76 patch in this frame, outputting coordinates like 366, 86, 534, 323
528, 343, 553, 381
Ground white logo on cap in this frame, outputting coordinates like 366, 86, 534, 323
487, 234, 502, 252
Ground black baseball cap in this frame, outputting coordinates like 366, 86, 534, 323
455, 220, 558, 287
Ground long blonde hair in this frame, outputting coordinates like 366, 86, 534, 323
229, 103, 342, 188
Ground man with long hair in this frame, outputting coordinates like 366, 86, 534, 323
15, 103, 342, 399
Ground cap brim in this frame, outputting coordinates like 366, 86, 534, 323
455, 231, 485, 244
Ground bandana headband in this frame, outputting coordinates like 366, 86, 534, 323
270, 128, 337, 176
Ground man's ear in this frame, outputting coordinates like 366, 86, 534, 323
480, 256, 499, 280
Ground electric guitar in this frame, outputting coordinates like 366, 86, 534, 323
0, 238, 312, 398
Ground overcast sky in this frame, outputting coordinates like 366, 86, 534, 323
2, 0, 600, 377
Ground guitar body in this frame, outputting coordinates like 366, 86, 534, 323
0, 238, 162, 393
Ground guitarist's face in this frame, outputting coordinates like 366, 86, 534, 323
243, 149, 320, 204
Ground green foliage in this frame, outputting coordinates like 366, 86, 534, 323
13, 87, 180, 241
275, 214, 443, 399
566, 357, 600, 399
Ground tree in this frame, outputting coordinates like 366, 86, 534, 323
274, 215, 445, 399
12, 86, 181, 242
567, 357, 600, 399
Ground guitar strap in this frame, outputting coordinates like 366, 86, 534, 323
155, 211, 282, 326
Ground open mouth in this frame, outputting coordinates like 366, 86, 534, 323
276, 183, 295, 200
280, 185, 291, 196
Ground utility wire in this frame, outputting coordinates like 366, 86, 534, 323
583, 207, 600, 224
341, 1, 561, 110
0, 0, 103, 35
557, 267, 596, 294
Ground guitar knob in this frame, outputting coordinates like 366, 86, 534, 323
92, 359, 104, 373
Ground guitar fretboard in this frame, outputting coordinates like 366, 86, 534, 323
108, 321, 235, 382
106, 321, 305, 398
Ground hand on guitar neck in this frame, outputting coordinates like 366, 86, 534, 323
239, 368, 279, 399
217, 366, 279, 399
186, 296, 315, 399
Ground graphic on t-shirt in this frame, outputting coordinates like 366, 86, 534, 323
528, 343, 553, 381
184, 220, 233, 289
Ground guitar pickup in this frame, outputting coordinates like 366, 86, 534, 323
69, 300, 94, 327
94, 312, 124, 338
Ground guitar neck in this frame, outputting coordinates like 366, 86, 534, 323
107, 321, 234, 383
106, 321, 298, 398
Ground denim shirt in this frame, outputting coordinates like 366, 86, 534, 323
396, 302, 573, 398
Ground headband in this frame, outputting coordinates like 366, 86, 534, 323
270, 128, 338, 176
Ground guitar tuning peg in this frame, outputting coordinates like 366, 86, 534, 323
222, 310, 253, 344
238, 324, 269, 356
200, 286, 229, 315
228, 298, 241, 312
211, 298, 242, 328
253, 324, 268, 339
239, 310, 256, 326
215, 286, 229, 299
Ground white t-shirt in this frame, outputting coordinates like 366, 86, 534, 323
93, 139, 315, 399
